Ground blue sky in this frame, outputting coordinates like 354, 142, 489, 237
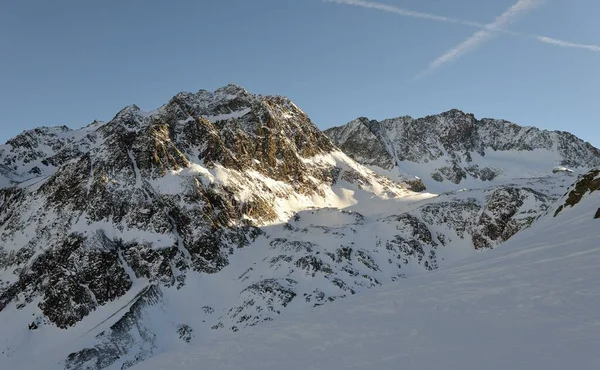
1, 0, 599, 146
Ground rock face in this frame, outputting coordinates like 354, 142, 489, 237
0, 85, 408, 319
553, 169, 600, 218
0, 88, 591, 370
325, 110, 600, 191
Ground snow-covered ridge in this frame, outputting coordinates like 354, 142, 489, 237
325, 109, 600, 192
0, 121, 105, 188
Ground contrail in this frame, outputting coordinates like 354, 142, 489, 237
414, 29, 493, 80
325, 0, 600, 55
325, 0, 483, 27
536, 36, 600, 52
415, 0, 542, 79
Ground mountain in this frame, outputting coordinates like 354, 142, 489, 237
132, 168, 600, 370
325, 110, 600, 192
0, 86, 595, 370
0, 123, 102, 188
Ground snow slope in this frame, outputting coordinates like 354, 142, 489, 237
132, 171, 600, 370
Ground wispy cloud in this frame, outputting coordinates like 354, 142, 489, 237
325, 0, 483, 27
414, 30, 493, 80
326, 0, 600, 78
536, 36, 600, 52
415, 0, 542, 79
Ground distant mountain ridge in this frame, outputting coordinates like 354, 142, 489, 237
325, 109, 600, 191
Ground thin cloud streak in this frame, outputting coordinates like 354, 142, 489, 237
325, 0, 483, 27
537, 36, 600, 52
415, 29, 493, 80
326, 0, 600, 57
415, 0, 542, 79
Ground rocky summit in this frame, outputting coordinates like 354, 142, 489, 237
0, 86, 597, 370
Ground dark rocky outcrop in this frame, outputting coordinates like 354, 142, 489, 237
471, 186, 551, 249
65, 285, 163, 370
554, 169, 600, 217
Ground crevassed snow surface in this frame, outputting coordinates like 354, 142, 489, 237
133, 189, 600, 370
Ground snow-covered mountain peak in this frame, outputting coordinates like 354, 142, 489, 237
213, 83, 250, 97
0, 85, 338, 190
434, 108, 476, 122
